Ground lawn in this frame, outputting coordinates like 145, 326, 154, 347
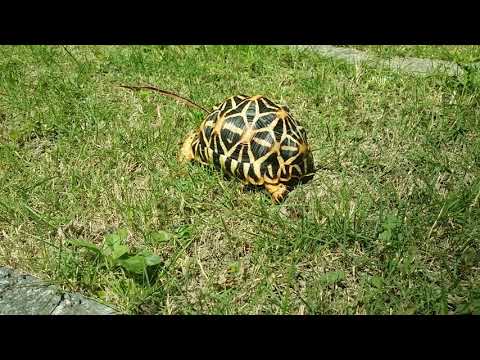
0, 45, 479, 314
345, 45, 480, 65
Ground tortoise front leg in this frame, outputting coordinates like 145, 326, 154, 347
265, 183, 288, 203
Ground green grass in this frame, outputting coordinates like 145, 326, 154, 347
1, 45, 479, 314
345, 45, 480, 65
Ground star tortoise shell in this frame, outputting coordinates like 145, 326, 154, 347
180, 94, 315, 203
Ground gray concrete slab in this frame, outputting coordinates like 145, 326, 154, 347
0, 267, 117, 315
291, 45, 466, 77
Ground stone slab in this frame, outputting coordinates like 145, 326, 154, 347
0, 267, 117, 315
291, 45, 466, 77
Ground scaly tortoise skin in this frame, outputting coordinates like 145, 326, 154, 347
179, 94, 315, 203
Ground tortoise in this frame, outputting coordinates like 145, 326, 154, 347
120, 85, 315, 203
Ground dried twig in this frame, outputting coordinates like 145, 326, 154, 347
63, 46, 82, 67
119, 84, 209, 114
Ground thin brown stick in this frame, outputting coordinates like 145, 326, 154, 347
63, 46, 82, 67
118, 84, 209, 114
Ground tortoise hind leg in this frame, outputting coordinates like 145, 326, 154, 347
265, 183, 288, 204
178, 130, 198, 163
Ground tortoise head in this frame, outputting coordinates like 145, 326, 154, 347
178, 130, 198, 163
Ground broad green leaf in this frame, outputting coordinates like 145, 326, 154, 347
111, 243, 129, 260
176, 225, 192, 239
344, 129, 364, 141
104, 234, 120, 248
150, 231, 173, 243
144, 254, 162, 266
370, 276, 384, 288
67, 239, 102, 255
104, 228, 128, 247
398, 306, 417, 315
117, 255, 146, 274
228, 262, 240, 273
378, 229, 392, 242
116, 228, 129, 240
383, 214, 400, 231
319, 271, 346, 286
97, 290, 107, 300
